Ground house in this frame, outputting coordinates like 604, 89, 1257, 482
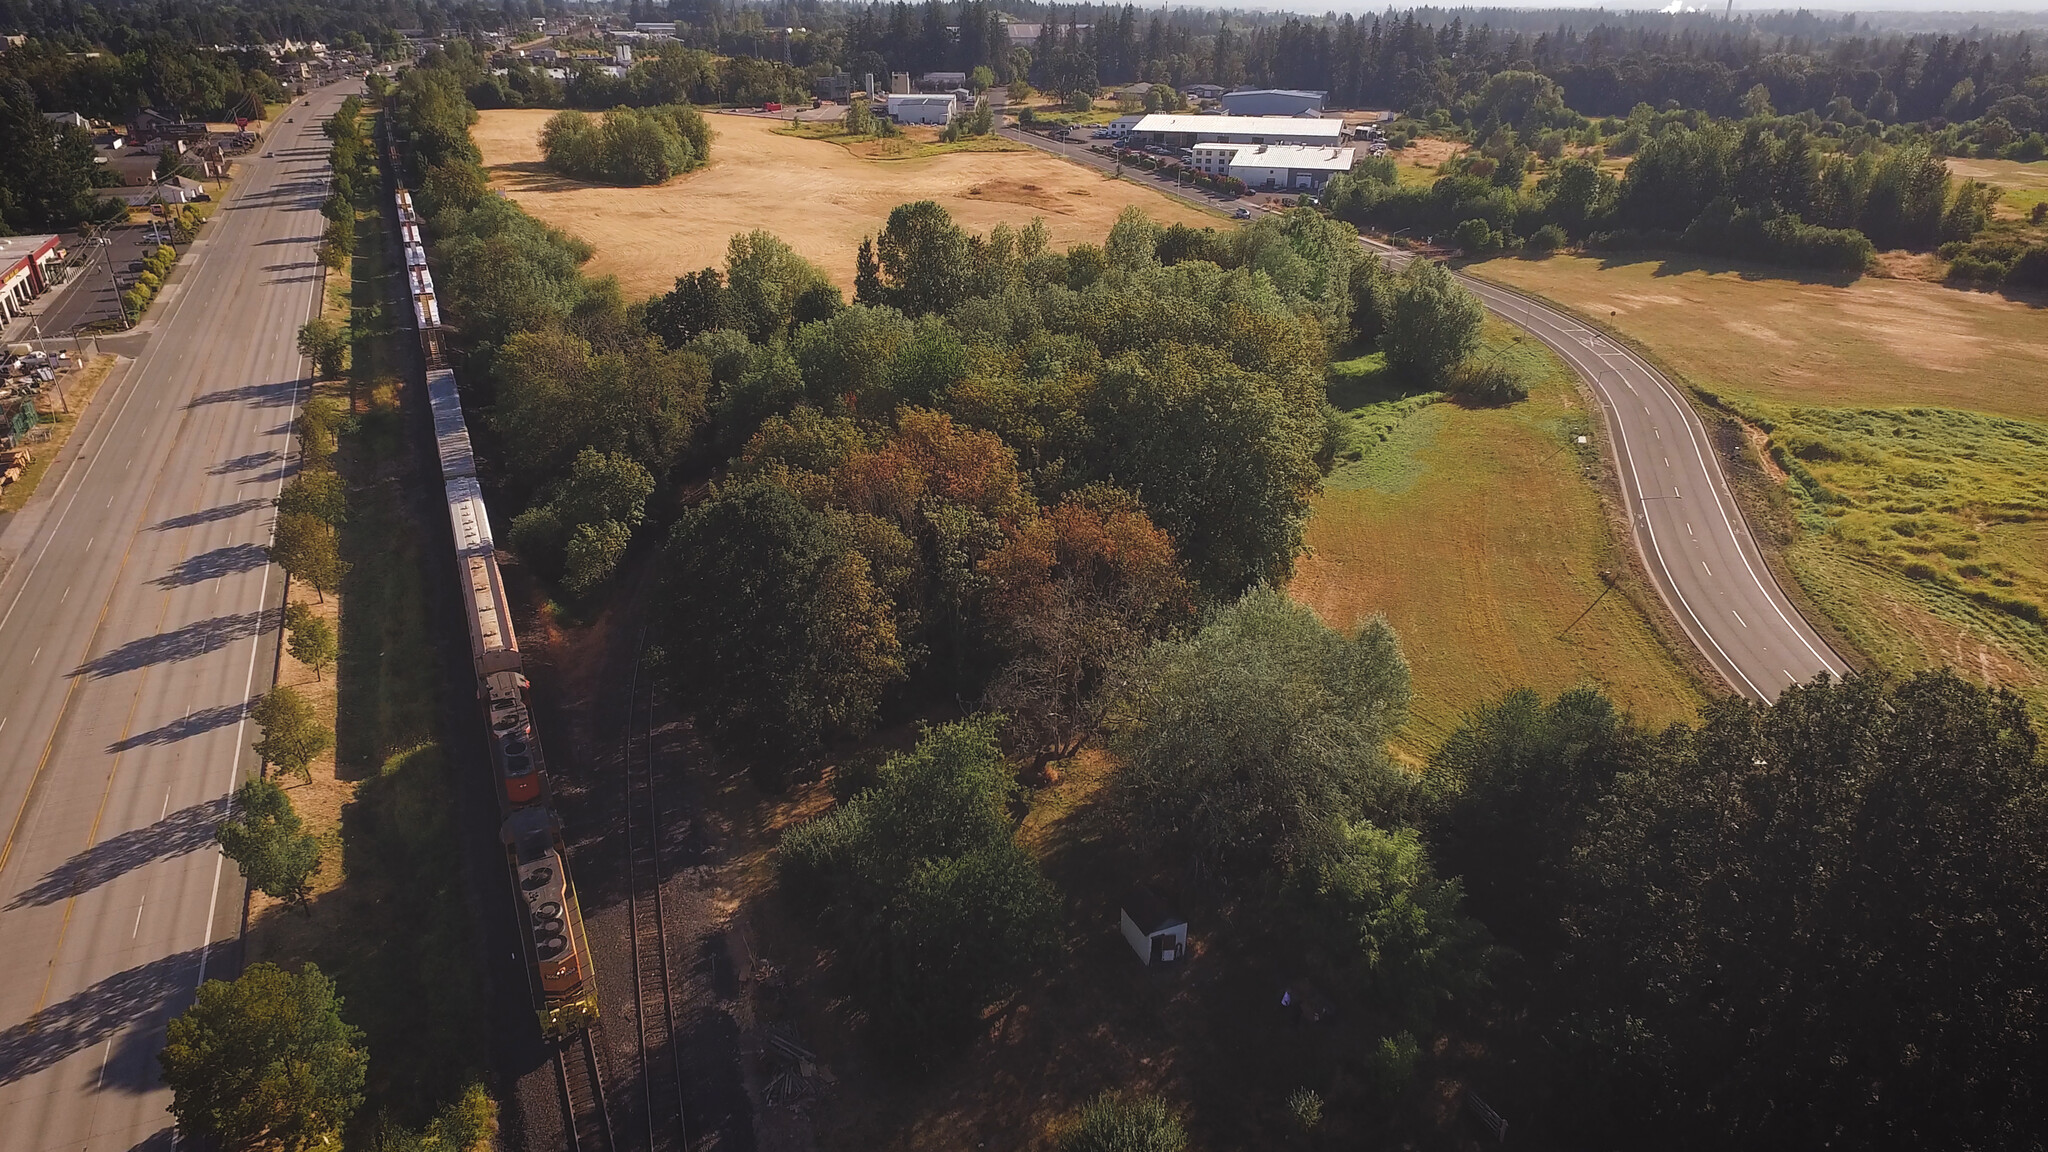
0, 235, 64, 324
1120, 885, 1187, 966
103, 152, 163, 187
1129, 113, 1345, 149
1220, 88, 1326, 117
116, 177, 206, 206
918, 71, 967, 92
885, 93, 956, 125
1115, 82, 1153, 104
1191, 142, 1356, 191
1181, 83, 1226, 101
41, 111, 88, 130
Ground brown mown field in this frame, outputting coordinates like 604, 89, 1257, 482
1467, 251, 2048, 420
472, 109, 1224, 296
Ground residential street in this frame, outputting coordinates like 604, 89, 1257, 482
0, 80, 357, 1152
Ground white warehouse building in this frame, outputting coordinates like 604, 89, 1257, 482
1129, 113, 1345, 149
1192, 142, 1356, 191
885, 93, 957, 125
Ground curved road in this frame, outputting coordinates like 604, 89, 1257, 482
1364, 239, 1845, 699
0, 81, 357, 1152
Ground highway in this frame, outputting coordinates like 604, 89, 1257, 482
1363, 240, 1846, 698
0, 81, 356, 1152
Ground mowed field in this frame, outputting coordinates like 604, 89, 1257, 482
472, 109, 1224, 296
1468, 252, 2048, 419
1292, 323, 1705, 755
1466, 251, 2048, 712
1946, 155, 2048, 218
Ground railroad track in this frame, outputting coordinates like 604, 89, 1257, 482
624, 628, 689, 1152
558, 1029, 615, 1152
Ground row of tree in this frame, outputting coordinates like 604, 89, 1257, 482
1325, 102, 1984, 270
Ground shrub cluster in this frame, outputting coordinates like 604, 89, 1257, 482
120, 241, 179, 320
539, 103, 711, 186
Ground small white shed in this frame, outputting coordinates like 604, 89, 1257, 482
886, 94, 957, 125
1120, 885, 1187, 965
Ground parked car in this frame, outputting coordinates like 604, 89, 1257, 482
1233, 207, 1253, 219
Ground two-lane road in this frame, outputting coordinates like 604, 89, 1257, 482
0, 82, 357, 1152
1366, 239, 1845, 698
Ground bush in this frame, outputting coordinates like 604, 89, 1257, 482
1528, 222, 1567, 252
1947, 253, 2008, 282
1448, 360, 1532, 405
1061, 1093, 1186, 1152
1453, 217, 1496, 252
136, 270, 162, 292
2004, 245, 2048, 288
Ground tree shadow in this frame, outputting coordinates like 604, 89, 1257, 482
109, 701, 249, 752
188, 379, 300, 409
0, 947, 204, 1086
153, 499, 268, 531
208, 450, 278, 476
73, 609, 275, 680
5, 799, 227, 909
153, 542, 271, 588
1583, 247, 1865, 287
491, 159, 606, 195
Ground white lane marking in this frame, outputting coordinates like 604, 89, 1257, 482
1687, 523, 1694, 537
1674, 487, 1681, 498
0, 718, 6, 735
1786, 669, 1797, 682
1664, 457, 1670, 467
125, 458, 131, 470
95, 1037, 113, 1090
30, 646, 39, 664
132, 892, 147, 938
60, 585, 69, 603
1655, 428, 1661, 439
85, 536, 93, 550
1733, 611, 1747, 628
162, 786, 171, 819
1703, 561, 1712, 576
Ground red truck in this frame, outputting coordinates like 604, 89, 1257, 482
762, 101, 783, 112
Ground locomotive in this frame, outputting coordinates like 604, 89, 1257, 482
400, 183, 598, 1036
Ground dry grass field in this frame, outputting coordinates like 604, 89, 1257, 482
472, 109, 1224, 296
1292, 323, 1705, 755
1468, 252, 2048, 420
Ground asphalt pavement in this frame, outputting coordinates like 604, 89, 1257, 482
999, 126, 1842, 698
0, 80, 357, 1152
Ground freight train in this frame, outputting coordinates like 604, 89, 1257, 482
398, 183, 599, 1036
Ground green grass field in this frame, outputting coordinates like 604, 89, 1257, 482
1467, 252, 2048, 712
1291, 321, 1705, 758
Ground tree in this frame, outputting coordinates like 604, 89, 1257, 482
563, 519, 632, 596
215, 778, 322, 908
1444, 672, 2048, 1148
981, 490, 1188, 775
1285, 819, 1491, 1029
270, 513, 345, 601
1378, 258, 1484, 387
283, 602, 337, 680
660, 481, 904, 782
1085, 344, 1323, 597
276, 470, 346, 526
779, 718, 1059, 1046
160, 963, 368, 1152
1112, 587, 1414, 877
874, 200, 971, 316
1061, 1092, 1186, 1152
251, 685, 333, 782
295, 318, 348, 381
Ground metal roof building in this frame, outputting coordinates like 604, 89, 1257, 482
1220, 88, 1327, 116
1128, 113, 1344, 149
